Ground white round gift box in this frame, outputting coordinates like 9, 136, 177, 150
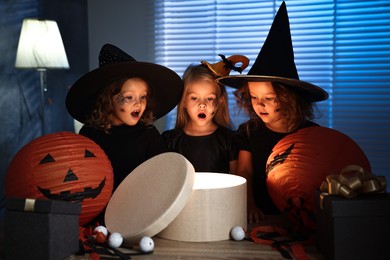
104, 152, 247, 243
158, 172, 247, 242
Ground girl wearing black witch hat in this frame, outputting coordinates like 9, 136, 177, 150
217, 2, 328, 224
66, 44, 183, 191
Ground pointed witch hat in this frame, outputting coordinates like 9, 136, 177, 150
217, 1, 328, 102
66, 44, 183, 123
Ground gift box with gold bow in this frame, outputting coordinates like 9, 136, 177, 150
315, 165, 390, 260
5, 198, 81, 260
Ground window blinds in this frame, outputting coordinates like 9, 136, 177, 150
332, 1, 390, 182
150, 0, 390, 184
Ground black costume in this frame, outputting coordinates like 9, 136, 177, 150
234, 120, 318, 214
80, 124, 168, 190
162, 127, 237, 173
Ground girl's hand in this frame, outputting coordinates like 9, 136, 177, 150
248, 206, 264, 224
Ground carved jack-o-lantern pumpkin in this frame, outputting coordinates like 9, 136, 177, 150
266, 126, 371, 231
5, 132, 114, 226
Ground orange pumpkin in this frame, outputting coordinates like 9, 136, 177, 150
266, 126, 371, 231
5, 132, 114, 226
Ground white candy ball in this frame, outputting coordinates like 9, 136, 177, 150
94, 225, 108, 236
139, 236, 154, 253
108, 232, 123, 248
230, 226, 245, 241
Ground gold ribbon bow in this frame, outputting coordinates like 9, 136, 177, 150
319, 165, 387, 209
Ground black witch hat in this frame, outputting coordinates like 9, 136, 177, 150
66, 44, 184, 123
217, 1, 328, 102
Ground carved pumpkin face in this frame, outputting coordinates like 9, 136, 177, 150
5, 132, 114, 226
266, 126, 371, 231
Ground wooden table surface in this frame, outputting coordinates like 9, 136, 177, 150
64, 235, 325, 260
1, 214, 326, 260
64, 217, 326, 260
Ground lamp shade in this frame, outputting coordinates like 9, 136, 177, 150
15, 18, 69, 69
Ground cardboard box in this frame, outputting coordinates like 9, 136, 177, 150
5, 198, 81, 260
315, 190, 390, 260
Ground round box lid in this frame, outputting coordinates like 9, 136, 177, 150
104, 152, 195, 243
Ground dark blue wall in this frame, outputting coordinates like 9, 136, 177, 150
0, 0, 89, 215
